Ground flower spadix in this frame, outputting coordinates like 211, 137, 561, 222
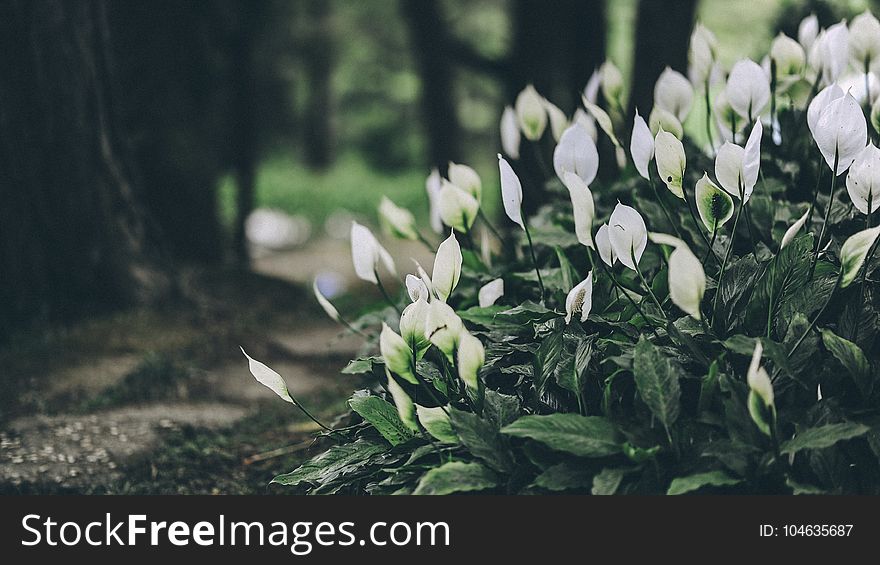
564, 271, 593, 324
695, 173, 734, 231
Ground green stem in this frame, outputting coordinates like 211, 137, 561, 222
785, 271, 842, 364
416, 232, 435, 253
806, 163, 824, 233
595, 254, 660, 338
478, 208, 504, 243
702, 223, 718, 266
523, 220, 545, 302
810, 147, 840, 279
632, 249, 665, 315
712, 187, 745, 328
375, 272, 401, 315
705, 79, 715, 152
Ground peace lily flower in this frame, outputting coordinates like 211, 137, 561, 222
713, 90, 740, 142
573, 108, 599, 140
351, 221, 396, 284
848, 10, 880, 73
780, 208, 810, 249
415, 405, 457, 444
553, 122, 599, 189
412, 260, 434, 298
515, 84, 547, 140
596, 223, 617, 266
630, 110, 654, 180
400, 295, 431, 360
798, 13, 819, 53
564, 272, 593, 324
648, 106, 684, 139
809, 21, 849, 85
447, 162, 482, 201
649, 234, 705, 320
380, 322, 417, 384
726, 59, 770, 121
378, 196, 419, 241
581, 96, 621, 147
600, 60, 625, 109
840, 226, 880, 288
694, 173, 734, 232
432, 232, 462, 302
584, 68, 601, 105
714, 120, 762, 202
807, 83, 844, 136
438, 180, 479, 233
405, 274, 430, 303
500, 106, 521, 159
498, 155, 525, 230
689, 23, 718, 87
608, 203, 648, 271
654, 129, 686, 199
426, 168, 444, 234
564, 172, 596, 248
812, 92, 867, 174
654, 67, 694, 122
313, 279, 341, 323
386, 370, 419, 432
770, 33, 806, 91
424, 300, 464, 362
478, 278, 504, 308
846, 143, 880, 214
746, 340, 776, 437
457, 331, 485, 392
241, 347, 296, 405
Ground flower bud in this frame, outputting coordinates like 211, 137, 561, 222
516, 84, 547, 140
798, 14, 819, 53
542, 98, 569, 142
553, 122, 599, 189
432, 232, 462, 302
846, 143, 880, 215
478, 278, 504, 308
654, 130, 686, 199
313, 279, 341, 323
630, 110, 654, 180
600, 60, 625, 107
689, 23, 717, 86
840, 226, 880, 288
498, 155, 525, 230
564, 172, 596, 248
654, 67, 693, 122
438, 180, 479, 233
500, 105, 521, 159
378, 196, 418, 240
781, 208, 809, 249
457, 331, 485, 392
426, 168, 444, 234
380, 323, 417, 384
667, 243, 706, 320
425, 300, 464, 363
351, 221, 396, 284
746, 341, 775, 437
448, 162, 482, 201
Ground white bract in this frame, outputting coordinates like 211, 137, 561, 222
807, 84, 844, 136
416, 405, 457, 444
425, 300, 464, 362
654, 67, 694, 122
809, 21, 849, 84
726, 59, 770, 121
438, 180, 479, 233
564, 272, 593, 324
846, 143, 880, 214
601, 60, 625, 108
780, 208, 810, 249
564, 172, 596, 248
498, 155, 525, 230
351, 221, 395, 284
582, 97, 621, 147
448, 162, 482, 201
553, 122, 599, 189
849, 10, 880, 72
770, 33, 806, 91
241, 348, 295, 405
648, 106, 684, 139
714, 121, 762, 202
798, 14, 819, 53
542, 98, 569, 142
746, 341, 775, 437
608, 203, 648, 271
457, 331, 485, 392
654, 130, 686, 199
630, 110, 654, 180
478, 278, 504, 308
596, 223, 617, 266
668, 243, 706, 320
689, 23, 718, 87
500, 105, 521, 159
378, 196, 418, 240
380, 323, 416, 384
432, 232, 462, 302
840, 226, 880, 288
426, 168, 444, 234
313, 279, 341, 323
812, 92, 868, 174
516, 84, 547, 140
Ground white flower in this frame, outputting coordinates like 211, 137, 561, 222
457, 331, 485, 392
564, 172, 596, 248
405, 274, 430, 303
667, 243, 706, 320
846, 143, 880, 215
649, 106, 683, 139
380, 323, 416, 384
542, 98, 569, 142
386, 371, 418, 432
584, 68, 601, 104
500, 105, 521, 159
426, 168, 444, 234
573, 108, 598, 140
655, 130, 686, 199
654, 67, 694, 122
240, 348, 295, 405
478, 278, 504, 308
564, 272, 593, 324
694, 173, 734, 231
581, 96, 621, 147
608, 203, 648, 271
746, 340, 775, 437
432, 232, 462, 302
807, 84, 844, 137
313, 279, 341, 323
714, 121, 762, 202
798, 14, 819, 53
596, 224, 617, 266
438, 180, 479, 233
840, 226, 880, 287
630, 110, 654, 180
415, 405, 457, 443
809, 21, 849, 84
780, 208, 810, 249
689, 23, 718, 86
498, 154, 525, 230
601, 60, 625, 107
725, 59, 770, 121
424, 300, 464, 362
873, 97, 880, 134
770, 33, 806, 90
849, 10, 880, 72
447, 162, 482, 201
400, 297, 430, 359
553, 122, 599, 189
351, 221, 395, 284
516, 84, 547, 140
812, 92, 868, 174
378, 196, 418, 240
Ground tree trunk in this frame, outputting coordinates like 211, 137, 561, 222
628, 0, 698, 120
400, 0, 461, 171
302, 0, 335, 169
0, 0, 169, 336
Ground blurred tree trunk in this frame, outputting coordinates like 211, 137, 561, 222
302, 0, 335, 169
401, 0, 461, 171
628, 0, 697, 119
231, 0, 258, 264
0, 0, 169, 336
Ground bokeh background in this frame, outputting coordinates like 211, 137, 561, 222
0, 0, 874, 493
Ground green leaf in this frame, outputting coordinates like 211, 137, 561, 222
821, 329, 873, 397
416, 405, 458, 444
557, 336, 593, 397
780, 422, 871, 455
667, 470, 741, 495
533, 330, 564, 391
457, 305, 508, 328
342, 357, 381, 375
483, 389, 521, 429
555, 246, 578, 292
745, 234, 812, 337
495, 301, 562, 325
271, 439, 386, 487
348, 394, 415, 446
592, 467, 627, 495
449, 408, 514, 472
412, 461, 498, 495
633, 337, 682, 436
533, 463, 593, 491
502, 414, 621, 457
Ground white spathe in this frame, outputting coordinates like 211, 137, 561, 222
432, 232, 462, 302
608, 203, 648, 271
478, 278, 504, 308
553, 122, 599, 189
630, 110, 654, 180
565, 271, 593, 324
654, 67, 694, 122
846, 142, 880, 214
654, 129, 686, 199
564, 172, 596, 248
351, 221, 395, 284
812, 92, 868, 174
498, 155, 525, 230
500, 106, 521, 159
725, 59, 770, 121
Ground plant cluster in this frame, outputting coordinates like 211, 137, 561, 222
245, 12, 880, 495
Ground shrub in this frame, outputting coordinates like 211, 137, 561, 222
246, 13, 880, 495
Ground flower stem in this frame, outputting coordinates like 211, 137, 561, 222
416, 232, 435, 253
704, 79, 715, 153
632, 249, 665, 315
806, 162, 824, 232
785, 271, 842, 364
478, 208, 504, 243
810, 147, 840, 279
596, 255, 660, 338
711, 188, 745, 328
523, 220, 545, 302
375, 271, 401, 315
